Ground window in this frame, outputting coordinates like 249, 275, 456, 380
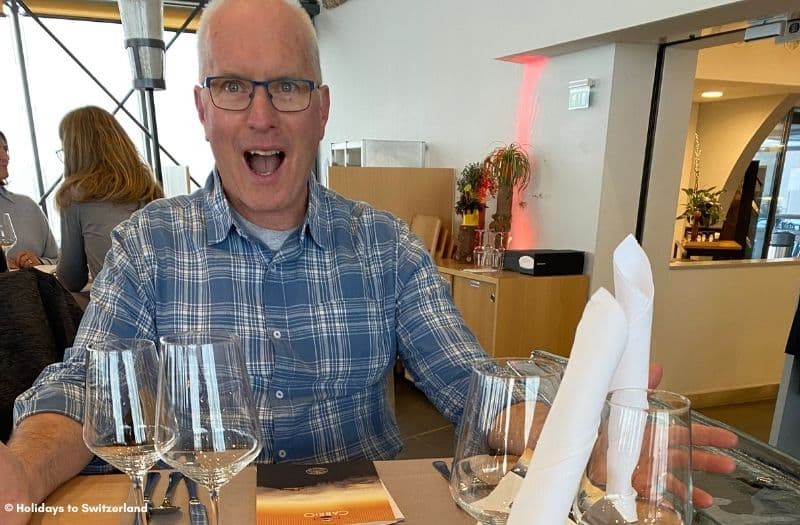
1, 13, 212, 241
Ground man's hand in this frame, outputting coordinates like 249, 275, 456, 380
0, 413, 93, 525
488, 362, 738, 509
0, 442, 34, 525
648, 361, 738, 507
12, 251, 41, 269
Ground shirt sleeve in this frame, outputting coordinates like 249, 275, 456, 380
36, 201, 59, 264
393, 222, 488, 427
55, 205, 88, 291
14, 214, 156, 426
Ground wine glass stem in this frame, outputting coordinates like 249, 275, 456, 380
131, 472, 148, 525
209, 486, 221, 525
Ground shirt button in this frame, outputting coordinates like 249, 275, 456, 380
275, 390, 284, 399
278, 449, 287, 459
273, 330, 282, 339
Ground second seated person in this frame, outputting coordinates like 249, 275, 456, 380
54, 106, 163, 292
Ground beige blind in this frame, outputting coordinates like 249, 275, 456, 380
19, 0, 201, 31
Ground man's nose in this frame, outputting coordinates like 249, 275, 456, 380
247, 86, 279, 128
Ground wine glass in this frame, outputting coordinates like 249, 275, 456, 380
83, 338, 161, 525
574, 389, 693, 525
155, 331, 262, 525
0, 213, 17, 257
450, 357, 560, 524
473, 228, 486, 267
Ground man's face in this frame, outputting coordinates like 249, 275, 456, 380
0, 137, 9, 183
194, 2, 329, 229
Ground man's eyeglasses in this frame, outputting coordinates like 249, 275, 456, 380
202, 76, 317, 112
56, 149, 64, 163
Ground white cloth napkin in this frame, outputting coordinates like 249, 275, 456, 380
606, 234, 655, 521
507, 288, 628, 525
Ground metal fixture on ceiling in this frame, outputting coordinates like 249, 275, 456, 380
320, 0, 348, 8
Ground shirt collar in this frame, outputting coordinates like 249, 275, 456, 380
0, 186, 15, 203
202, 170, 334, 250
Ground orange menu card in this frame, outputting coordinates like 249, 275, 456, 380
256, 461, 404, 525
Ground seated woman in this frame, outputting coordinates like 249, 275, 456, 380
55, 106, 163, 292
0, 130, 59, 269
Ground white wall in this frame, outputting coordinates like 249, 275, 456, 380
316, 0, 520, 177
643, 47, 800, 394
697, 95, 800, 213
315, 0, 756, 168
316, 0, 800, 395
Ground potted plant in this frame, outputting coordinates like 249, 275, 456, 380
678, 132, 723, 228
454, 162, 487, 226
482, 143, 532, 234
678, 186, 723, 227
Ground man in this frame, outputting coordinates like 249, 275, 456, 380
0, 1, 735, 522
0, 1, 486, 522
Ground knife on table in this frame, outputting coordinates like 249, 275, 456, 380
184, 477, 209, 525
133, 471, 161, 525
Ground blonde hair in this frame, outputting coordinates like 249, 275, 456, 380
196, 0, 322, 83
55, 106, 163, 210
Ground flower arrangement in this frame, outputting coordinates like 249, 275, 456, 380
454, 162, 488, 217
678, 133, 723, 227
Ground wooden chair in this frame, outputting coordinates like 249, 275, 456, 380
435, 227, 453, 261
410, 214, 442, 255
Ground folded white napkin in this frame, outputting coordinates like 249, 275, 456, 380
507, 288, 628, 525
606, 234, 655, 521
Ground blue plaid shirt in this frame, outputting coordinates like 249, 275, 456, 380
15, 172, 486, 463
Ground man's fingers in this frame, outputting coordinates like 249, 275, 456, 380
691, 448, 737, 474
692, 486, 715, 509
648, 362, 664, 389
692, 423, 738, 448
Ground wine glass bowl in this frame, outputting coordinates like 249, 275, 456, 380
155, 331, 262, 524
82, 338, 160, 525
0, 213, 17, 256
450, 357, 560, 524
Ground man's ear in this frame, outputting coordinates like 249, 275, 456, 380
317, 84, 331, 137
194, 85, 207, 125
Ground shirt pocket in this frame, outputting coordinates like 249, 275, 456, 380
272, 297, 394, 401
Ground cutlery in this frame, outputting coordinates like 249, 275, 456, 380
432, 460, 451, 482
133, 471, 160, 525
184, 477, 209, 525
150, 471, 183, 515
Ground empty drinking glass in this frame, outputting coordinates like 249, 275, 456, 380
450, 357, 560, 524
83, 338, 161, 525
156, 331, 262, 525
473, 229, 486, 267
574, 389, 693, 525
492, 232, 506, 270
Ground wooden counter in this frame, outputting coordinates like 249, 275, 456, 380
436, 259, 588, 358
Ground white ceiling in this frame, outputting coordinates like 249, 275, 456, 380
693, 37, 800, 103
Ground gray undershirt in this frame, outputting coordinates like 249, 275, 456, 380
230, 209, 298, 251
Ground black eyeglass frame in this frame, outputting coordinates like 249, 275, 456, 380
201, 76, 317, 112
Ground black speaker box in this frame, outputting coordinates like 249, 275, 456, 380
503, 249, 585, 276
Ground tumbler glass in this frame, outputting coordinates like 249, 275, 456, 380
574, 389, 693, 525
450, 357, 560, 524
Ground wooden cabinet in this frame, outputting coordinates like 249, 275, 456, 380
438, 260, 588, 358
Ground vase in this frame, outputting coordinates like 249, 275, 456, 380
462, 210, 479, 227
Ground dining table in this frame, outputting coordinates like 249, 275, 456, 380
25, 438, 800, 525
32, 458, 474, 525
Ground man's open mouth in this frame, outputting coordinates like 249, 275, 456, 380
245, 150, 285, 175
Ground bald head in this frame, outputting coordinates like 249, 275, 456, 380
196, 0, 322, 84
